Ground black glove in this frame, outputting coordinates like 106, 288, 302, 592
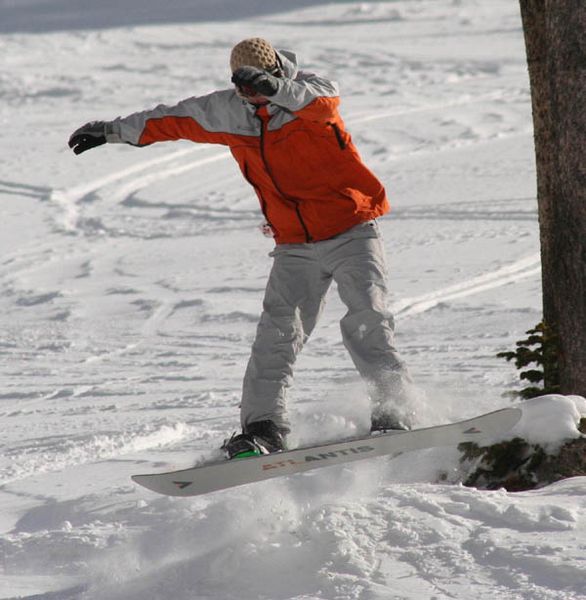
68, 121, 107, 155
231, 66, 280, 98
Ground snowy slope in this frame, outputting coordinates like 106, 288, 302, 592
0, 1, 585, 598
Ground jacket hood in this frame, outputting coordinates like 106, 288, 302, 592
276, 50, 299, 79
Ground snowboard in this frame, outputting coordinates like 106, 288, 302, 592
132, 407, 521, 497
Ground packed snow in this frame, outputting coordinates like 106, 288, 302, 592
1, 1, 585, 599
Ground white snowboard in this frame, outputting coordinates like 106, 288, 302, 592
132, 407, 521, 497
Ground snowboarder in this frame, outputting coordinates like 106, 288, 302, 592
68, 37, 415, 459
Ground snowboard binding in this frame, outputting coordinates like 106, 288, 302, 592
370, 413, 410, 433
222, 420, 286, 459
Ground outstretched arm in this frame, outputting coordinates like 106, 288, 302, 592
68, 91, 240, 155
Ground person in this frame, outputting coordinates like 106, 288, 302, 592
69, 37, 414, 459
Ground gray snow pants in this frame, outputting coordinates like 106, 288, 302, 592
241, 220, 412, 433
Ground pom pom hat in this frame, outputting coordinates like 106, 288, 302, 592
230, 38, 278, 73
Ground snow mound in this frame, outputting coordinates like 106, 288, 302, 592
509, 394, 586, 450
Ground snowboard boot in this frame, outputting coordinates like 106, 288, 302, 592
222, 420, 287, 459
370, 413, 410, 433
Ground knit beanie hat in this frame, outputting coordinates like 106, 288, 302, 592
230, 38, 278, 73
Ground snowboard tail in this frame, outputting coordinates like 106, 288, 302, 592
132, 407, 522, 497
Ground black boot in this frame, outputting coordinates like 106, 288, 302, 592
371, 413, 410, 433
222, 420, 287, 459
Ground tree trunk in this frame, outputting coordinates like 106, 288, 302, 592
519, 0, 586, 395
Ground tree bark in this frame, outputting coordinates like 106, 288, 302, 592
519, 0, 586, 395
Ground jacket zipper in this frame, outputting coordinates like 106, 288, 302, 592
329, 122, 347, 150
256, 113, 313, 243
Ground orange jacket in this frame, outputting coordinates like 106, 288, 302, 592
106, 51, 389, 244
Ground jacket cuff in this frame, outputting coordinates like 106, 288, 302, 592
104, 121, 124, 143
269, 78, 302, 109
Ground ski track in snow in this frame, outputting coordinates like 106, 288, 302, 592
1, 1, 584, 599
50, 147, 232, 234
391, 254, 541, 319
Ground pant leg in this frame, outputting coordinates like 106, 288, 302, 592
241, 244, 332, 432
322, 222, 414, 427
